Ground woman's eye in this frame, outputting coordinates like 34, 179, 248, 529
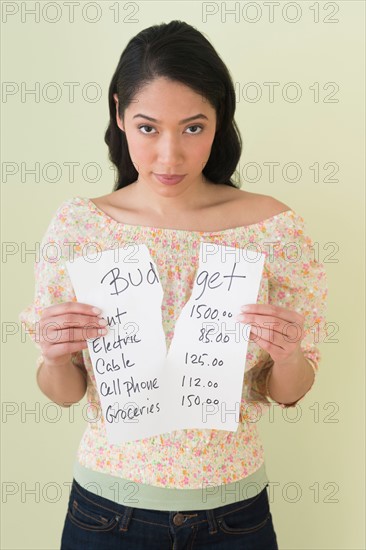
186, 125, 203, 134
138, 125, 156, 134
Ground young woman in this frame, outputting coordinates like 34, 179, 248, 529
20, 20, 327, 549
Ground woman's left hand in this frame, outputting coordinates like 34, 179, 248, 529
236, 304, 305, 366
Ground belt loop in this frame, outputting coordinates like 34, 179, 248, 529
118, 506, 133, 532
206, 508, 218, 535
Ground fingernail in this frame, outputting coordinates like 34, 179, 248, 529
92, 307, 102, 314
241, 305, 249, 311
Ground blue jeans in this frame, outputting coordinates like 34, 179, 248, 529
60, 478, 279, 549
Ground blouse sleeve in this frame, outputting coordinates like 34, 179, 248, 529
18, 199, 86, 374
264, 210, 328, 408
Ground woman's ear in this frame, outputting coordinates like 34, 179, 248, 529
113, 93, 125, 132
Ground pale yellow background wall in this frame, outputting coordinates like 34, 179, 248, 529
2, 1, 364, 549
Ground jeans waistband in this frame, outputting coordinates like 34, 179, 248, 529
71, 477, 269, 536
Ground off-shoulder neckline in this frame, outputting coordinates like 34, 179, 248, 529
76, 196, 296, 235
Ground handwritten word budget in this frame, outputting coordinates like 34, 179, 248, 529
66, 243, 265, 443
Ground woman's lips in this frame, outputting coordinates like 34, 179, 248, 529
154, 174, 186, 185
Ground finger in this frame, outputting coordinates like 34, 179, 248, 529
248, 330, 286, 352
237, 312, 304, 332
239, 304, 304, 324
249, 326, 296, 349
237, 313, 302, 334
41, 313, 108, 332
245, 320, 304, 346
41, 302, 103, 320
237, 313, 286, 331
41, 325, 108, 345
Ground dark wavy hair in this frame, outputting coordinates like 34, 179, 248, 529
104, 20, 242, 191
103, 21, 276, 407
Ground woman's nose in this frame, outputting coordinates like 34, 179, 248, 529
157, 135, 184, 164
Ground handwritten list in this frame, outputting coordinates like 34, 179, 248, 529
66, 242, 265, 443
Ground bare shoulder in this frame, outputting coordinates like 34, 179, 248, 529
89, 189, 132, 213
89, 192, 117, 207
229, 189, 291, 225
245, 191, 291, 216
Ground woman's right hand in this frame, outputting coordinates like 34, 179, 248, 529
39, 302, 108, 368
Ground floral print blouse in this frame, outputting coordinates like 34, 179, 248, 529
19, 196, 328, 489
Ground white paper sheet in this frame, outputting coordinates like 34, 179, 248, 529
66, 242, 265, 443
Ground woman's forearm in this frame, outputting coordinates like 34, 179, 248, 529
268, 349, 315, 405
36, 358, 87, 407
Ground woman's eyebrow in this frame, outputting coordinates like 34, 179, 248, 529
132, 113, 209, 124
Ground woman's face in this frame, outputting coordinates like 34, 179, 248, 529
113, 77, 217, 195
